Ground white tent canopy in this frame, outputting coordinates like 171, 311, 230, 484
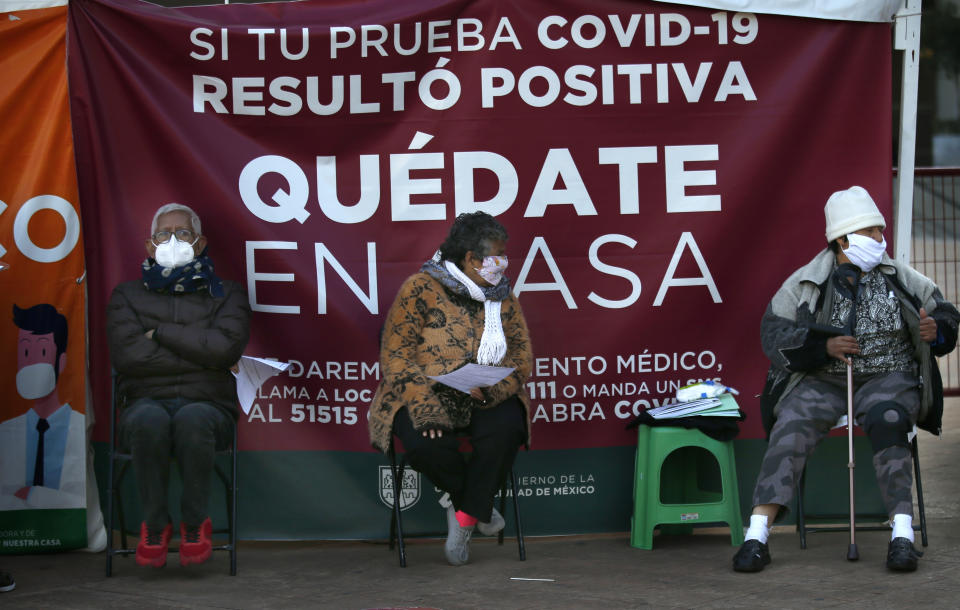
653, 0, 903, 22
1, 0, 66, 9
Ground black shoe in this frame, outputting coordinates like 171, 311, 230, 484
733, 539, 771, 572
886, 537, 922, 572
0, 570, 14, 593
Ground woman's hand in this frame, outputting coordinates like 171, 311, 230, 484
469, 387, 487, 403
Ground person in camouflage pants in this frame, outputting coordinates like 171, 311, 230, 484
752, 371, 918, 518
732, 187, 959, 574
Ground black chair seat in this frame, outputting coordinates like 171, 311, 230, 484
386, 434, 526, 567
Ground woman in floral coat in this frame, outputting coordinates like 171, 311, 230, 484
368, 212, 532, 566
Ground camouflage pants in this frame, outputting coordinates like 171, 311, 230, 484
752, 370, 920, 519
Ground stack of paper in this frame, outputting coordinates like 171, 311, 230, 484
646, 397, 740, 420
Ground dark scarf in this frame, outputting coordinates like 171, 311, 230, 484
420, 257, 511, 301
141, 249, 224, 297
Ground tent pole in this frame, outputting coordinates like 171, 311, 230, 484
893, 0, 922, 265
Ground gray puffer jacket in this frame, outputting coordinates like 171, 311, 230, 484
106, 278, 251, 418
759, 249, 959, 436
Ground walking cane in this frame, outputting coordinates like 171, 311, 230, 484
845, 359, 859, 560
834, 263, 861, 561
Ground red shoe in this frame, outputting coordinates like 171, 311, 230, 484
179, 518, 213, 566
135, 522, 172, 568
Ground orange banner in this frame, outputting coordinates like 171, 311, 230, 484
0, 5, 88, 549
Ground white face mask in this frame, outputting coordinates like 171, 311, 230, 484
475, 255, 508, 285
16, 362, 57, 400
154, 235, 197, 268
842, 233, 886, 272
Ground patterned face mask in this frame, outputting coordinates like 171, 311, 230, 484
475, 255, 507, 286
843, 233, 886, 272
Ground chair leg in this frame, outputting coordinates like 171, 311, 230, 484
386, 459, 395, 549
796, 468, 807, 550
116, 461, 130, 551
106, 458, 116, 577
390, 454, 407, 567
511, 468, 525, 561
230, 424, 239, 576
912, 437, 928, 547
107, 375, 118, 577
388, 502, 396, 551
497, 478, 507, 546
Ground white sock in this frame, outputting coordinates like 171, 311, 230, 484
744, 514, 770, 544
891, 514, 914, 542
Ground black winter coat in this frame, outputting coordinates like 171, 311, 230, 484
106, 279, 251, 417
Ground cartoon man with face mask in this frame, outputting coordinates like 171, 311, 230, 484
0, 304, 85, 509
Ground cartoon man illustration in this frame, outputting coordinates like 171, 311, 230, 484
0, 304, 85, 509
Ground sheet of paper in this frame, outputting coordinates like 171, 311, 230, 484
428, 363, 515, 394
234, 356, 290, 414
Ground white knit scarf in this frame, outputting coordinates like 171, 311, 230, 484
444, 260, 507, 365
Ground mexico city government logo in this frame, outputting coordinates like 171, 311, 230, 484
379, 465, 421, 510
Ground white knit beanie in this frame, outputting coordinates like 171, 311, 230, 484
824, 186, 886, 242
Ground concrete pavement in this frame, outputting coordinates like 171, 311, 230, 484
5, 400, 959, 609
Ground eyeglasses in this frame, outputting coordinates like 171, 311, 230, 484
152, 229, 197, 244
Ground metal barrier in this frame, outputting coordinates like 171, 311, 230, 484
900, 167, 960, 395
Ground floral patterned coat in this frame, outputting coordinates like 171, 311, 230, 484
367, 272, 533, 453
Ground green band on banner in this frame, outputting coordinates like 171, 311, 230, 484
93, 439, 885, 540
0, 509, 87, 554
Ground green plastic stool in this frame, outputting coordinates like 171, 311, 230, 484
630, 406, 744, 549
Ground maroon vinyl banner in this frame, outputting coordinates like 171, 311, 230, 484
68, 0, 892, 452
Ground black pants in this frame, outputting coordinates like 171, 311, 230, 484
120, 398, 233, 530
394, 396, 525, 522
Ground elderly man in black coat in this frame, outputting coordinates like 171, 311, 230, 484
107, 203, 250, 569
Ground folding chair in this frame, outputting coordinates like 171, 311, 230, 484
795, 429, 928, 549
386, 433, 526, 567
105, 374, 239, 576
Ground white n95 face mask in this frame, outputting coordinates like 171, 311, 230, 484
842, 233, 886, 272
16, 363, 57, 399
154, 235, 197, 268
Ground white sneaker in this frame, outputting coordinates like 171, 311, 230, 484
444, 505, 473, 566
477, 507, 506, 536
